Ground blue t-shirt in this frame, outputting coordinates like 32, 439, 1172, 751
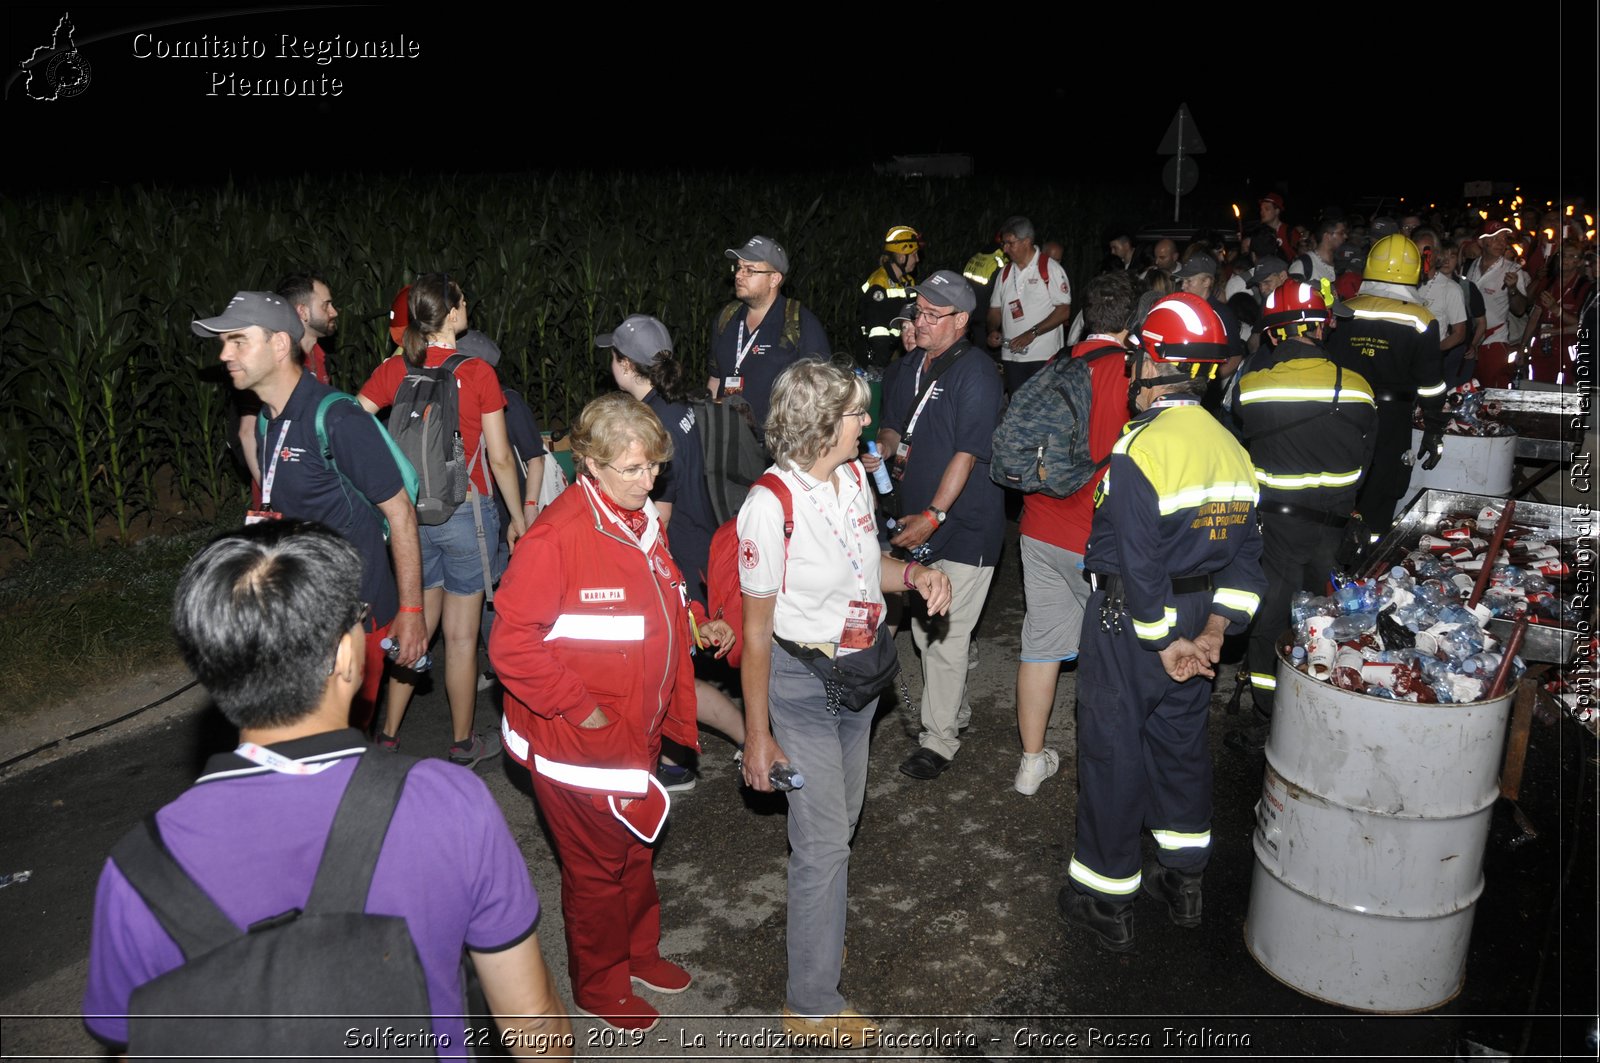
257, 374, 405, 626
645, 390, 717, 605
881, 340, 1006, 567
710, 293, 830, 431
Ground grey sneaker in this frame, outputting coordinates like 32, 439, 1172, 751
447, 733, 498, 769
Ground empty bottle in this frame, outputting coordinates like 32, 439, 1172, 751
381, 637, 432, 673
769, 763, 805, 791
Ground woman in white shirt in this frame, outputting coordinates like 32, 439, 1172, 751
737, 359, 950, 1048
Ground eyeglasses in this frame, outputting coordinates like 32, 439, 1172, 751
604, 461, 663, 481
731, 263, 778, 277
842, 409, 869, 421
912, 307, 958, 322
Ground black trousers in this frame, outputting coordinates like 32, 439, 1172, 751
1247, 514, 1343, 717
1353, 401, 1416, 530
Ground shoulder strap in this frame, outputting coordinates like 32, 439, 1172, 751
314, 392, 356, 460
111, 816, 243, 959
1079, 341, 1125, 364
1037, 254, 1050, 282
441, 352, 471, 378
305, 751, 416, 913
1001, 262, 1012, 283
715, 302, 740, 338
752, 472, 794, 593
781, 297, 803, 349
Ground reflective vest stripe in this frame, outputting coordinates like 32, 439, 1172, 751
1249, 672, 1277, 690
865, 326, 898, 339
1238, 385, 1376, 405
1213, 588, 1261, 618
1132, 607, 1177, 642
502, 714, 528, 761
1151, 829, 1211, 850
1156, 482, 1259, 515
1255, 468, 1364, 489
1069, 856, 1141, 895
1417, 380, 1448, 397
533, 753, 650, 795
545, 613, 645, 642
1350, 307, 1431, 333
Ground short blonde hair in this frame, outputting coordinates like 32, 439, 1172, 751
764, 359, 870, 471
569, 392, 672, 472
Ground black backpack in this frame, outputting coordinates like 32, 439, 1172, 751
691, 394, 770, 526
389, 353, 476, 526
110, 752, 435, 1060
989, 341, 1124, 497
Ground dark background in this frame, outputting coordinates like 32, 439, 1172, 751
5, 3, 1596, 217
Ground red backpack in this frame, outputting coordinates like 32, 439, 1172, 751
706, 473, 790, 669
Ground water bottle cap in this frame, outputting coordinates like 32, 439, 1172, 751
866, 441, 880, 456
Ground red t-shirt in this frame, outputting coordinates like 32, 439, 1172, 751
360, 345, 507, 496
1018, 337, 1130, 555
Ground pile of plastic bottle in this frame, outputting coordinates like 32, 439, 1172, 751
1280, 504, 1580, 703
1414, 381, 1516, 436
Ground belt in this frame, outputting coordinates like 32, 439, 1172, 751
1260, 501, 1351, 529
773, 634, 836, 660
1373, 388, 1416, 403
1087, 572, 1214, 596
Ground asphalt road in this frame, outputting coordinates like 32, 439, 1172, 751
1, 528, 1594, 1060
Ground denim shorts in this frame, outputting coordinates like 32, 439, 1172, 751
420, 493, 499, 596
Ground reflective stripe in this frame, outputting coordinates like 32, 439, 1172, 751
865, 326, 898, 338
1416, 380, 1448, 397
1238, 385, 1375, 405
1132, 607, 1177, 642
545, 613, 645, 642
1213, 588, 1260, 617
1151, 829, 1212, 850
1069, 856, 1142, 895
533, 753, 650, 795
501, 714, 529, 761
1351, 307, 1431, 333
1249, 672, 1277, 690
962, 270, 989, 284
1255, 468, 1364, 490
1156, 481, 1259, 515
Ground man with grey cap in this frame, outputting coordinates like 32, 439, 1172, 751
707, 235, 829, 432
194, 291, 427, 731
1175, 252, 1246, 369
986, 216, 1073, 394
869, 271, 1005, 780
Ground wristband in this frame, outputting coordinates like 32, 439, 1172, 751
902, 561, 919, 590
523, 499, 540, 508
923, 508, 941, 526
398, 605, 423, 614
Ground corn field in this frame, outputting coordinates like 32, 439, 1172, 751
0, 170, 1133, 554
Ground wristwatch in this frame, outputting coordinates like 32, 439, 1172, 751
924, 506, 947, 525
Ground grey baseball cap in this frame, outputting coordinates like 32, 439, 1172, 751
889, 301, 918, 326
1250, 257, 1288, 284
457, 329, 502, 368
725, 235, 790, 275
912, 269, 977, 313
191, 291, 304, 343
1174, 252, 1218, 279
596, 314, 673, 367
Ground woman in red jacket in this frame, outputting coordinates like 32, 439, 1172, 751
489, 392, 730, 1033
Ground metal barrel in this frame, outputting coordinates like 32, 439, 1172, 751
1243, 653, 1514, 1013
1401, 430, 1516, 523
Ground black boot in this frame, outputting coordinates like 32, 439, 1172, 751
1141, 863, 1203, 928
1056, 886, 1134, 951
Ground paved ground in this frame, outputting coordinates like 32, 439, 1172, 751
0, 525, 1594, 1060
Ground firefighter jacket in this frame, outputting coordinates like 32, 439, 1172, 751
1085, 401, 1265, 650
1327, 283, 1448, 431
860, 263, 916, 341
1233, 336, 1379, 514
490, 477, 699, 799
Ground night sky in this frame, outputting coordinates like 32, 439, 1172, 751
4, 4, 1595, 215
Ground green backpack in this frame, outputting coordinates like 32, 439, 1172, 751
258, 392, 418, 539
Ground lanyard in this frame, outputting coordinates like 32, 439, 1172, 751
798, 471, 871, 601
733, 319, 761, 373
1150, 398, 1200, 409
904, 347, 967, 442
234, 741, 345, 776
259, 421, 293, 508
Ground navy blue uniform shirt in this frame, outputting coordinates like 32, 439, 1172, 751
645, 389, 717, 605
710, 293, 830, 431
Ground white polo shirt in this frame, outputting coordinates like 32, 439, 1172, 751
737, 460, 885, 649
1465, 256, 1527, 341
1418, 273, 1468, 338
989, 249, 1072, 364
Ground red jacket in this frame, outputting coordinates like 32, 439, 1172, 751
490, 478, 699, 799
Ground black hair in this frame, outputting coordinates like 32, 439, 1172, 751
628, 350, 688, 405
171, 521, 363, 730
274, 270, 329, 309
1082, 270, 1139, 334
402, 272, 463, 367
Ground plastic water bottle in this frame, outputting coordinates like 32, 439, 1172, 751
1324, 613, 1376, 641
381, 637, 432, 672
769, 763, 805, 791
865, 442, 894, 496
1289, 591, 1317, 626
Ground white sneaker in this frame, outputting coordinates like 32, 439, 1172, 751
1014, 749, 1060, 796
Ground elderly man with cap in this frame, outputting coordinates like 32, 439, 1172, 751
868, 270, 1005, 780
707, 235, 830, 432
1175, 252, 1246, 369
193, 291, 427, 731
986, 215, 1073, 394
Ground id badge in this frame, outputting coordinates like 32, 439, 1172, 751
892, 442, 911, 482
838, 600, 883, 650
1008, 298, 1025, 321
723, 375, 744, 395
244, 509, 283, 526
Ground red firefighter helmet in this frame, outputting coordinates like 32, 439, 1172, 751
1260, 280, 1330, 334
1132, 292, 1230, 363
388, 284, 411, 347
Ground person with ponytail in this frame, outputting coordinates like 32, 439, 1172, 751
358, 273, 525, 766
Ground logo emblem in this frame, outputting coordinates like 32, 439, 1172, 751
739, 539, 760, 569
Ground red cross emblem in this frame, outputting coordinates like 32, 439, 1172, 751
739, 539, 759, 569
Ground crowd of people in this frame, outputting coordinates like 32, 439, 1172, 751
80, 191, 1594, 1054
